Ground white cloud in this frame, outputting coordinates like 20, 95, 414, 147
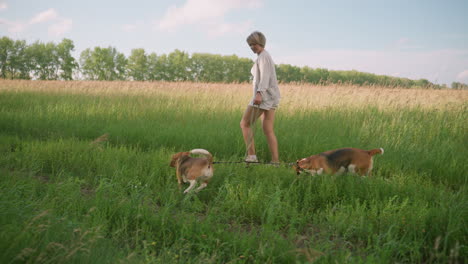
456, 70, 468, 83
391, 37, 423, 50
157, 0, 262, 35
0, 18, 26, 33
8, 22, 25, 33
122, 20, 145, 32
0, 8, 72, 36
122, 24, 136, 32
48, 18, 72, 36
30, 8, 58, 24
0, 2, 7, 11
396, 38, 409, 46
207, 20, 252, 37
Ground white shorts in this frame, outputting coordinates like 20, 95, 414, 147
249, 99, 279, 110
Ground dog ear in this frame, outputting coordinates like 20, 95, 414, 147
170, 152, 183, 167
169, 155, 178, 167
293, 160, 301, 175
170, 152, 190, 167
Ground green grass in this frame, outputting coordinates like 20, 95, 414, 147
0, 88, 466, 263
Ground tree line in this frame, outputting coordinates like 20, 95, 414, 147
0, 36, 464, 89
0, 37, 76, 80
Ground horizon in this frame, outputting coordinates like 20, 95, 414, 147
1, 0, 467, 85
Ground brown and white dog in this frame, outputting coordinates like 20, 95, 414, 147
294, 148, 384, 176
170, 149, 214, 193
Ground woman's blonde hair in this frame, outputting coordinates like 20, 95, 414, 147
246, 31, 266, 47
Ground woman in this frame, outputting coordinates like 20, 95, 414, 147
240, 31, 281, 164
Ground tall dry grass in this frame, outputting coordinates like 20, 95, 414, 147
1, 80, 466, 112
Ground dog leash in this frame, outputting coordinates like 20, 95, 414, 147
213, 160, 295, 167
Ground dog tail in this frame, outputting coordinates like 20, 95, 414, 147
368, 148, 384, 156
190, 149, 213, 163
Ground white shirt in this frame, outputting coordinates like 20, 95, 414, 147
250, 50, 281, 109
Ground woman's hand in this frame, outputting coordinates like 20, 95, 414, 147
254, 92, 262, 105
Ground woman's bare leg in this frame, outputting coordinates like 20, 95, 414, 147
240, 106, 264, 156
261, 109, 279, 163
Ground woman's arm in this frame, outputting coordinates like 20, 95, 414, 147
256, 53, 272, 95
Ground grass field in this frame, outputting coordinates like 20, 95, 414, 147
0, 80, 466, 263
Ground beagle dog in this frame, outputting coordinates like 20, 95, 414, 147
294, 148, 384, 176
170, 149, 214, 193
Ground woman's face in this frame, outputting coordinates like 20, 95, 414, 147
249, 43, 264, 54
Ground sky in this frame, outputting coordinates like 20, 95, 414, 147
1, 0, 467, 85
